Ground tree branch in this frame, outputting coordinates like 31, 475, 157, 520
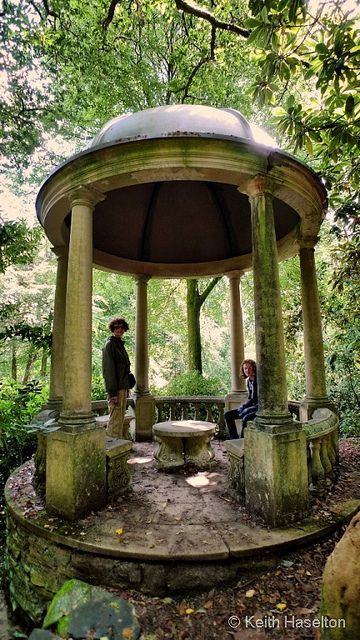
102, 0, 122, 30
174, 0, 250, 38
199, 276, 221, 305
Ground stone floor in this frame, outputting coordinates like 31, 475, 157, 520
66, 439, 358, 562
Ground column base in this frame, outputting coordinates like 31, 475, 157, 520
46, 419, 106, 520
300, 397, 337, 422
224, 391, 248, 412
244, 419, 309, 527
134, 394, 156, 442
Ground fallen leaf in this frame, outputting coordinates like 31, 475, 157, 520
276, 603, 287, 611
115, 528, 124, 536
122, 628, 133, 639
245, 589, 256, 598
185, 608, 194, 614
203, 600, 213, 609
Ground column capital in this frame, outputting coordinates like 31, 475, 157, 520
298, 234, 319, 250
51, 246, 68, 259
134, 274, 151, 284
239, 174, 274, 198
226, 269, 245, 281
67, 185, 105, 209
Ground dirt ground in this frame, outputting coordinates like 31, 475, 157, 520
5, 438, 360, 640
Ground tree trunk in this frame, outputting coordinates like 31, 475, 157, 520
187, 280, 202, 373
186, 277, 221, 374
22, 347, 38, 384
11, 341, 17, 381
40, 348, 48, 378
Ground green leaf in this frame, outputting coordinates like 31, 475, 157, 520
345, 95, 355, 114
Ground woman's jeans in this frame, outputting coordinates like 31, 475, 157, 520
224, 404, 258, 439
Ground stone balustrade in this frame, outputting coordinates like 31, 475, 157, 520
91, 397, 301, 441
153, 396, 226, 438
302, 408, 339, 483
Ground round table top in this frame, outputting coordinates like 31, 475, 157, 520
153, 420, 215, 437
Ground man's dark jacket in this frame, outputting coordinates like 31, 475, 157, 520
102, 336, 131, 397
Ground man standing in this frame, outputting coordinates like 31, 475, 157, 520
102, 317, 131, 439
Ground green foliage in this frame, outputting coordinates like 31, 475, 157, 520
162, 370, 226, 397
92, 374, 106, 401
0, 378, 47, 477
0, 218, 42, 273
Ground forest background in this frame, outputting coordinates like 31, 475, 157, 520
0, 0, 359, 477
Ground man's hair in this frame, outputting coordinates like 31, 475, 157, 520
108, 317, 129, 333
241, 359, 256, 377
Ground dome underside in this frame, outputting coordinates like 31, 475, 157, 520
64, 181, 299, 266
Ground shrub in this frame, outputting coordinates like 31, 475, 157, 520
92, 374, 106, 400
0, 379, 47, 478
161, 370, 226, 397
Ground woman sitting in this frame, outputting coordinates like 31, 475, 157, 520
225, 359, 258, 439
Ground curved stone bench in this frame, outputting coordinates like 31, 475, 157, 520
153, 420, 215, 469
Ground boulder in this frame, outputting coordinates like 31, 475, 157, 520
42, 578, 140, 639
321, 511, 360, 639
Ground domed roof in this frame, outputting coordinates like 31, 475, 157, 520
91, 104, 254, 147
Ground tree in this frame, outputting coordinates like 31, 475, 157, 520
0, 217, 41, 273
186, 277, 221, 373
173, 0, 359, 223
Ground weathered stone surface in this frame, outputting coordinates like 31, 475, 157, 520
166, 562, 238, 591
320, 512, 360, 639
28, 630, 61, 639
43, 579, 103, 629
46, 426, 106, 520
244, 423, 309, 527
70, 555, 142, 587
67, 595, 140, 640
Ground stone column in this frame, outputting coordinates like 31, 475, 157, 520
299, 236, 333, 420
225, 271, 247, 411
46, 186, 106, 520
47, 247, 68, 414
243, 176, 308, 527
133, 274, 155, 441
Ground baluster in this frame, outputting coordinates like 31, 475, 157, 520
217, 404, 225, 439
182, 401, 189, 420
194, 402, 201, 420
306, 442, 312, 483
327, 433, 336, 466
332, 428, 339, 464
310, 439, 325, 481
170, 401, 176, 420
207, 404, 214, 423
320, 435, 332, 474
157, 402, 164, 423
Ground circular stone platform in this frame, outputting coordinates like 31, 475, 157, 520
5, 442, 359, 624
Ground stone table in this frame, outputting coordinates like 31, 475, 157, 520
153, 420, 215, 470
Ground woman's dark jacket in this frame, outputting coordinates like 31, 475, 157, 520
244, 376, 258, 408
102, 336, 131, 396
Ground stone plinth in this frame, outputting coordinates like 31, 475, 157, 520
153, 420, 215, 469
46, 423, 106, 520
134, 395, 155, 441
244, 421, 309, 527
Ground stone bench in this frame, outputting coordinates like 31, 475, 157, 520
224, 439, 245, 500
106, 437, 132, 501
153, 420, 215, 470
96, 414, 132, 440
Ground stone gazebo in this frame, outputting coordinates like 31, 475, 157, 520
36, 104, 333, 525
